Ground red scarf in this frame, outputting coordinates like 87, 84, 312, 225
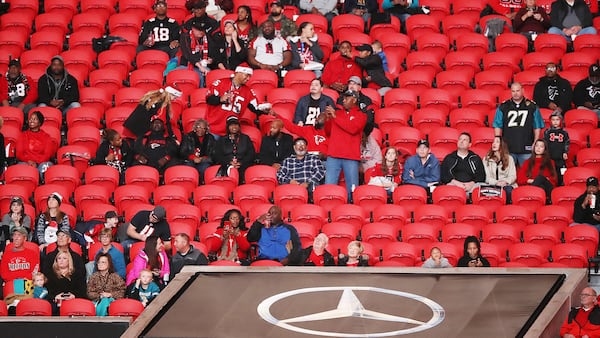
189, 31, 208, 69
109, 145, 122, 162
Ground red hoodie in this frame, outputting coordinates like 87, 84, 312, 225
517, 156, 557, 186
16, 129, 56, 164
321, 56, 361, 87
281, 116, 328, 155
325, 105, 366, 161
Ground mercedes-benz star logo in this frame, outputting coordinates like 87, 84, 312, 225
257, 286, 445, 337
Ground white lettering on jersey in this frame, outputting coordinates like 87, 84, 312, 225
140, 225, 155, 237
507, 110, 528, 127
547, 85, 559, 101
587, 85, 600, 99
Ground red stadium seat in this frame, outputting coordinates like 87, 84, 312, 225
67, 31, 97, 55
564, 167, 597, 190
361, 222, 398, 254
124, 165, 160, 194
295, 14, 328, 33
331, 204, 368, 232
44, 164, 81, 196
67, 125, 101, 156
60, 298, 96, 317
454, 204, 492, 229
405, 51, 443, 78
30, 30, 65, 57
405, 14, 440, 42
522, 52, 560, 76
203, 165, 239, 197
386, 126, 422, 154
108, 299, 145, 320
460, 90, 497, 115
577, 148, 600, 176
508, 243, 547, 267
474, 70, 511, 97
372, 204, 407, 230
550, 186, 582, 209
81, 202, 117, 222
154, 184, 190, 208
419, 88, 453, 114
551, 243, 588, 268
352, 185, 388, 211
0, 12, 33, 38
0, 106, 25, 130
414, 204, 448, 229
536, 205, 571, 230
83, 165, 119, 195
564, 224, 599, 259
514, 70, 541, 99
523, 224, 561, 253
57, 145, 92, 176
0, 31, 25, 60
427, 127, 460, 157
495, 205, 532, 228
565, 109, 599, 135
109, 13, 144, 37
511, 186, 547, 211
283, 70, 316, 96
79, 87, 113, 116
0, 184, 30, 214
114, 87, 146, 108
455, 33, 489, 59
494, 33, 529, 59
482, 222, 521, 254
482, 51, 521, 76
34, 106, 63, 130
164, 165, 199, 198
442, 222, 478, 249
89, 69, 125, 93
533, 33, 568, 59
452, 0, 485, 24
312, 184, 347, 212
71, 12, 106, 36
432, 185, 467, 217
471, 185, 507, 213
382, 242, 418, 266
119, 0, 153, 18
374, 108, 410, 137
573, 34, 600, 55
331, 13, 365, 41
443, 51, 481, 76
166, 69, 200, 95
401, 222, 438, 253
273, 184, 309, 217
292, 221, 321, 248
129, 69, 164, 92
247, 203, 274, 224
561, 52, 597, 74
35, 12, 70, 35
233, 184, 270, 215
321, 222, 358, 255
415, 33, 450, 61
435, 71, 472, 100
66, 106, 102, 129
166, 204, 202, 232
383, 88, 418, 114
392, 184, 428, 211
244, 165, 278, 194
4, 164, 40, 198
441, 14, 476, 42
113, 185, 151, 215
449, 108, 485, 133
480, 242, 503, 267
16, 298, 52, 316
193, 184, 230, 216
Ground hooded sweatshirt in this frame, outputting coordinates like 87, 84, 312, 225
533, 74, 573, 113
37, 64, 79, 107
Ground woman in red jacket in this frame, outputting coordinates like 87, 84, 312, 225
206, 209, 251, 265
367, 147, 402, 193
16, 111, 56, 176
517, 139, 557, 197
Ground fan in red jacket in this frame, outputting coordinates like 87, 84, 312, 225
560, 287, 600, 338
205, 209, 251, 264
277, 112, 329, 157
517, 139, 556, 197
321, 41, 361, 94
16, 111, 56, 175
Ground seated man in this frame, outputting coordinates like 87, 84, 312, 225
42, 230, 85, 278
122, 205, 172, 254
548, 0, 597, 42
170, 233, 208, 279
212, 116, 256, 182
180, 118, 216, 180
179, 19, 223, 87
573, 176, 600, 228
296, 233, 335, 266
0, 228, 40, 296
247, 21, 292, 75
137, 0, 181, 59
533, 63, 573, 114
276, 137, 326, 189
247, 206, 301, 265
402, 139, 440, 189
560, 287, 600, 337
353, 44, 392, 96
267, 1, 297, 39
573, 64, 600, 118
1, 59, 37, 115
259, 119, 293, 169
37, 55, 80, 115
440, 132, 486, 193
322, 41, 361, 94
343, 0, 378, 23
382, 0, 429, 23
293, 79, 336, 126
133, 118, 179, 173
299, 0, 338, 25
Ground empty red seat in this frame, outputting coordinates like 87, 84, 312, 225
312, 184, 347, 212
193, 184, 230, 216
321, 222, 358, 255
108, 299, 145, 320
273, 184, 309, 217
401, 222, 438, 253
482, 222, 520, 254
233, 184, 270, 215
564, 224, 599, 258
495, 205, 533, 228
432, 185, 466, 217
124, 165, 160, 194
508, 243, 547, 267
533, 33, 568, 59
523, 224, 561, 253
392, 184, 428, 211
551, 243, 588, 268
352, 185, 388, 211
382, 242, 418, 266
361, 222, 398, 255
16, 298, 52, 316
166, 69, 200, 95
414, 204, 448, 229
564, 167, 597, 191
511, 185, 547, 211
331, 204, 368, 232
60, 298, 96, 317
44, 164, 81, 196
290, 204, 327, 229
405, 14, 440, 42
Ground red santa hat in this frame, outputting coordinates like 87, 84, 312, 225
235, 63, 253, 75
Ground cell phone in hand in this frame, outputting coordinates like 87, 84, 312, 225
223, 221, 232, 232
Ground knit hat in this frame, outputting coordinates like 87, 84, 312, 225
348, 76, 362, 84
165, 85, 182, 98
51, 55, 64, 64
49, 192, 62, 206
11, 227, 28, 237
235, 64, 253, 75
550, 110, 562, 119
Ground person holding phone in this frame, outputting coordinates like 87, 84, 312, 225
573, 177, 600, 228
205, 209, 251, 264
457, 236, 490, 268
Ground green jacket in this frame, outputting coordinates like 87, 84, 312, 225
268, 15, 297, 39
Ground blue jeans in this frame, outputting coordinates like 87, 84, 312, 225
38, 102, 81, 116
511, 153, 531, 167
325, 157, 359, 202
548, 26, 598, 42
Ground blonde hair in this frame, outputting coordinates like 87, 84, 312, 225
347, 241, 364, 254
140, 89, 172, 113
33, 272, 47, 284
53, 251, 74, 279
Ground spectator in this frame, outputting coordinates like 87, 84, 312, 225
483, 136, 518, 202
338, 241, 369, 266
126, 269, 160, 307
42, 230, 85, 280
440, 133, 486, 193
247, 205, 301, 265
206, 65, 262, 136
548, 0, 597, 42
235, 5, 258, 48
87, 253, 126, 316
137, 0, 181, 59
179, 19, 223, 87
322, 41, 361, 94
343, 0, 378, 23
543, 110, 570, 185
32, 272, 48, 300
338, 76, 376, 136
560, 287, 600, 337
494, 82, 544, 166
288, 22, 325, 77
180, 119, 216, 180
46, 250, 87, 314
217, 20, 247, 70
293, 79, 335, 126
126, 236, 170, 287
1, 59, 37, 115
93, 128, 133, 175
0, 228, 40, 296
37, 55, 80, 115
573, 64, 600, 118
280, 112, 329, 157
457, 236, 490, 267
299, 0, 338, 26
0, 117, 5, 174
487, 0, 523, 20
79, 211, 120, 248
422, 246, 452, 268
170, 233, 208, 279
517, 139, 557, 197
276, 137, 326, 189
371, 40, 388, 73
512, 0, 551, 40
182, 0, 220, 35
573, 176, 600, 228
123, 87, 182, 141
132, 119, 180, 173
382, 0, 428, 23
353, 44, 392, 96
323, 90, 367, 201
533, 63, 573, 114
360, 132, 382, 173
122, 205, 172, 254
86, 228, 126, 280
259, 119, 294, 169
35, 193, 70, 251
212, 116, 256, 182
367, 147, 401, 193
402, 139, 441, 189
0, 197, 33, 251
268, 0, 297, 38
205, 209, 251, 264
16, 111, 56, 176
296, 233, 335, 266
248, 21, 292, 75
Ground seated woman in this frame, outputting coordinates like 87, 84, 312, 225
361, 133, 383, 176
126, 236, 170, 288
0, 197, 33, 251
35, 192, 70, 251
206, 209, 251, 264
288, 22, 325, 77
217, 20, 247, 71
457, 236, 490, 267
16, 111, 56, 176
86, 228, 126, 280
93, 128, 133, 176
46, 250, 87, 314
512, 0, 550, 41
87, 253, 126, 316
367, 147, 402, 193
421, 246, 452, 268
517, 139, 556, 198
483, 136, 517, 203
296, 233, 335, 266
338, 241, 369, 267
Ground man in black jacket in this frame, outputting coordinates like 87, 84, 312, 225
137, 0, 181, 58
354, 44, 392, 96
212, 116, 256, 183
37, 56, 80, 116
573, 64, 600, 116
133, 118, 180, 173
170, 233, 208, 279
533, 63, 573, 114
573, 176, 600, 227
548, 0, 597, 42
440, 132, 486, 193
179, 19, 224, 87
180, 119, 216, 180
259, 119, 293, 169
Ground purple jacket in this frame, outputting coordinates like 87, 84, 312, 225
126, 249, 170, 286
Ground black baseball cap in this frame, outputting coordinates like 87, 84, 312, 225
587, 176, 599, 187
417, 139, 430, 148
355, 44, 373, 53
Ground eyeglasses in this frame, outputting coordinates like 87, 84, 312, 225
580, 293, 596, 297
